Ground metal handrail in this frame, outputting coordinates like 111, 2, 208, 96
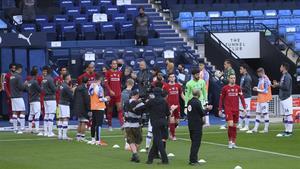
258, 23, 300, 66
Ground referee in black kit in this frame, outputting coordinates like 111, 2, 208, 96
187, 89, 212, 166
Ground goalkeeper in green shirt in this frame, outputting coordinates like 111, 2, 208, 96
185, 69, 208, 109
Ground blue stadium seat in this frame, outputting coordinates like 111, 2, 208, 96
61, 23, 77, 40
143, 48, 157, 68
155, 57, 165, 69
35, 15, 48, 23
73, 14, 88, 23
278, 18, 291, 25
80, 23, 97, 40
295, 41, 300, 51
222, 11, 235, 17
79, 0, 92, 7
106, 5, 119, 15
122, 48, 138, 67
193, 12, 207, 20
250, 10, 264, 18
236, 10, 249, 17
293, 10, 300, 17
85, 6, 99, 15
103, 48, 118, 64
112, 13, 127, 22
120, 21, 134, 39
95, 59, 105, 70
278, 10, 292, 17
98, 0, 112, 5
125, 5, 138, 20
295, 33, 300, 41
180, 19, 193, 30
100, 22, 117, 39
40, 23, 57, 41
60, 0, 74, 8
66, 7, 81, 16
262, 20, 277, 29
264, 10, 277, 17
179, 12, 193, 20
21, 24, 36, 32
208, 11, 220, 18
54, 15, 69, 23
291, 18, 300, 26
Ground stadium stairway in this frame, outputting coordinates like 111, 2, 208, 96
133, 0, 212, 68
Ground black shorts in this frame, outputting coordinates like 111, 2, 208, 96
125, 127, 143, 144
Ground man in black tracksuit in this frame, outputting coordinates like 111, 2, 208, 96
136, 87, 170, 164
187, 89, 211, 166
74, 76, 90, 141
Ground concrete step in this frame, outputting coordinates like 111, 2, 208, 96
165, 41, 187, 46
159, 33, 179, 37
153, 25, 172, 29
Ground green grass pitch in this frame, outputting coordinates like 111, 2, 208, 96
0, 123, 299, 169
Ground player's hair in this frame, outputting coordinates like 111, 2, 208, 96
126, 78, 134, 86
63, 73, 70, 80
60, 65, 68, 72
178, 64, 184, 68
82, 76, 89, 84
42, 66, 51, 74
138, 6, 144, 11
281, 62, 289, 71
257, 67, 265, 73
111, 59, 117, 64
168, 72, 175, 77
240, 64, 248, 71
224, 59, 232, 66
30, 68, 38, 76
95, 73, 101, 81
16, 64, 23, 70
191, 68, 200, 75
9, 63, 16, 69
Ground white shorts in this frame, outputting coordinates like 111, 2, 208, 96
11, 98, 26, 112
239, 98, 251, 111
30, 102, 41, 115
280, 97, 293, 116
58, 104, 70, 118
256, 102, 269, 114
44, 100, 57, 114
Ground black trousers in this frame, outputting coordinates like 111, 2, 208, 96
136, 35, 148, 46
91, 110, 104, 141
148, 124, 169, 163
189, 129, 203, 163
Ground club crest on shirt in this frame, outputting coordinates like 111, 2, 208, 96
188, 105, 192, 112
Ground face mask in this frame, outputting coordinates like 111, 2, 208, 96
117, 64, 122, 68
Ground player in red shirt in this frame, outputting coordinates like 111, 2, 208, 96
163, 73, 185, 141
219, 74, 246, 149
105, 60, 124, 131
77, 62, 96, 87
4, 63, 16, 121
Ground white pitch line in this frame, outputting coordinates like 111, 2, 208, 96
178, 137, 300, 159
1, 133, 300, 159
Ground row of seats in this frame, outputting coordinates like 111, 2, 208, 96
167, 0, 297, 4
178, 9, 300, 21
20, 21, 157, 41
178, 9, 300, 36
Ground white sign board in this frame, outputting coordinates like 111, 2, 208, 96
212, 32, 260, 59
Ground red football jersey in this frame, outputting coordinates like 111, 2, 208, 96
163, 83, 182, 106
4, 72, 12, 97
219, 84, 246, 112
105, 70, 122, 97
77, 72, 96, 87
